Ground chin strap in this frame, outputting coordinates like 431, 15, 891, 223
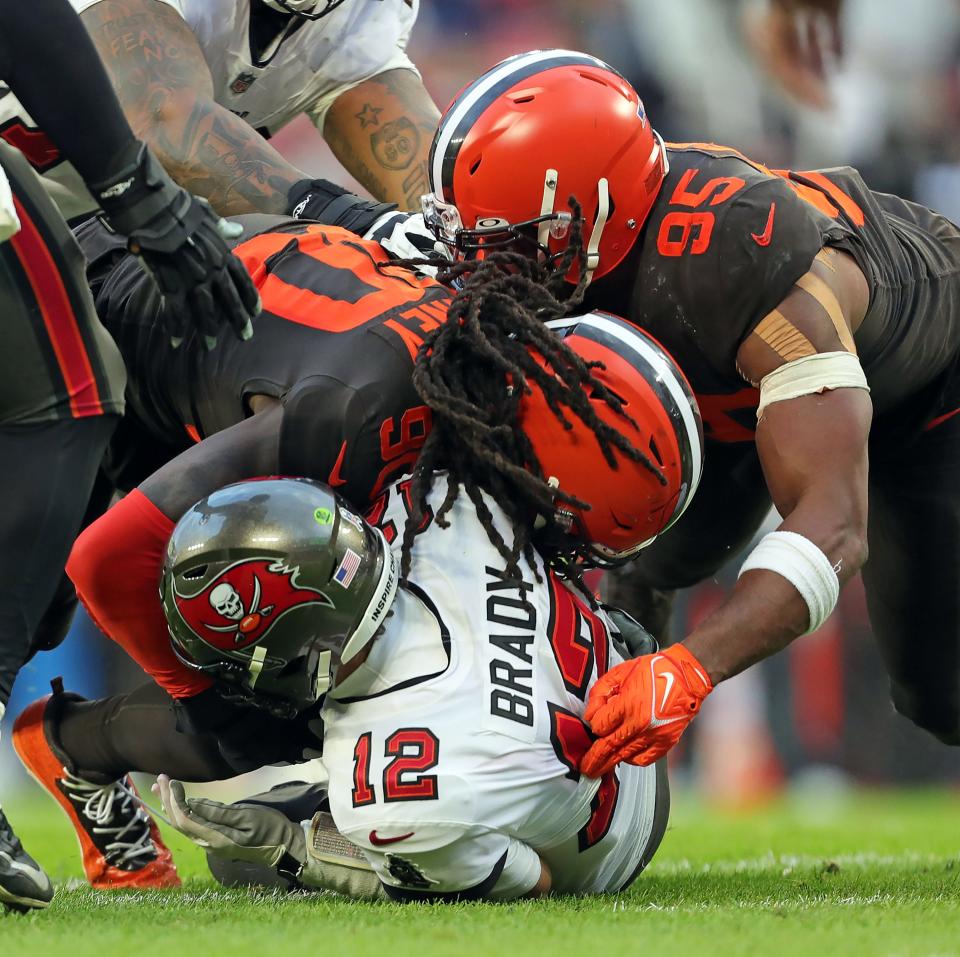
537, 168, 559, 251
583, 177, 610, 287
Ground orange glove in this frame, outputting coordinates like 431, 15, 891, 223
580, 644, 713, 778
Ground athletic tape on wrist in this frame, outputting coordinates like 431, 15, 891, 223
757, 351, 869, 418
738, 530, 840, 634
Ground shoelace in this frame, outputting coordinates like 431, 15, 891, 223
61, 774, 157, 868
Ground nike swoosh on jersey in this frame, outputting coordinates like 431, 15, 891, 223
328, 440, 348, 488
369, 830, 415, 847
751, 202, 777, 247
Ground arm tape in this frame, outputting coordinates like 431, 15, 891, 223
757, 351, 869, 418
738, 530, 840, 634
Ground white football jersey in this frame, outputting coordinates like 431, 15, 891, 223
0, 0, 418, 219
0, 164, 19, 242
321, 478, 660, 901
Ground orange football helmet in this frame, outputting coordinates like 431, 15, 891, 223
524, 312, 703, 565
423, 50, 667, 284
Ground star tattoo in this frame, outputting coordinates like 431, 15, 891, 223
355, 103, 383, 129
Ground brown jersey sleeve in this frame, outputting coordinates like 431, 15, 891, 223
688, 174, 849, 376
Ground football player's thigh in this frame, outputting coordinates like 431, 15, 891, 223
55, 681, 236, 783
863, 416, 960, 744
0, 415, 116, 705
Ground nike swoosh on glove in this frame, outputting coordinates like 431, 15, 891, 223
580, 644, 712, 778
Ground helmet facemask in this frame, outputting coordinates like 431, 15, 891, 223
422, 179, 574, 267
258, 0, 349, 20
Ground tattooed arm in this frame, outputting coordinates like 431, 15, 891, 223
322, 68, 439, 211
79, 0, 305, 215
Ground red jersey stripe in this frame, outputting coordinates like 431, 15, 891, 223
9, 195, 103, 418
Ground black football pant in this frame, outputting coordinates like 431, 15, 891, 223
604, 415, 960, 746
0, 415, 116, 710
54, 680, 235, 784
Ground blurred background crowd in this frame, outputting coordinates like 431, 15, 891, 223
4, 0, 960, 805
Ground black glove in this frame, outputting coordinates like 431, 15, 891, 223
287, 177, 397, 235
90, 141, 261, 350
600, 603, 659, 659
174, 688, 324, 775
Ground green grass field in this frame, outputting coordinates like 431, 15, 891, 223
2, 788, 958, 957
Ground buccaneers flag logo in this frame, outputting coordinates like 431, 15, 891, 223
173, 558, 333, 651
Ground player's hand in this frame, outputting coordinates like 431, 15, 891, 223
90, 142, 261, 350
580, 644, 712, 778
363, 210, 452, 273
154, 775, 306, 871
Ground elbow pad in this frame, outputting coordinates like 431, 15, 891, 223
287, 178, 397, 236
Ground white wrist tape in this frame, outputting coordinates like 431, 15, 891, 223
738, 531, 840, 634
757, 351, 869, 418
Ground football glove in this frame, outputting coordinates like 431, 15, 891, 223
155, 776, 384, 899
580, 644, 712, 778
599, 603, 658, 659
362, 210, 452, 272
90, 142, 260, 350
287, 176, 397, 234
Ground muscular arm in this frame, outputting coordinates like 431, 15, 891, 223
322, 68, 439, 211
140, 397, 281, 520
79, 0, 306, 214
0, 0, 137, 182
684, 247, 871, 681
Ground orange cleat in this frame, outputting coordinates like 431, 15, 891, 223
12, 692, 181, 890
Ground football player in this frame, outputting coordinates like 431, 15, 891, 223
0, 0, 439, 222
0, 0, 258, 914
12, 219, 702, 890
421, 50, 960, 775
151, 470, 672, 902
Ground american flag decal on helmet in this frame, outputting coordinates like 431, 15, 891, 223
334, 549, 362, 589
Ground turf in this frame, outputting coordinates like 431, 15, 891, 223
2, 788, 958, 957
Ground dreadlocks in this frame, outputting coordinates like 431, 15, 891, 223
397, 200, 666, 584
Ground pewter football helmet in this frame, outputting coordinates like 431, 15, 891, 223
161, 478, 398, 714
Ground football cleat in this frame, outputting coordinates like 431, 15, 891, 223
12, 693, 180, 890
0, 805, 53, 912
